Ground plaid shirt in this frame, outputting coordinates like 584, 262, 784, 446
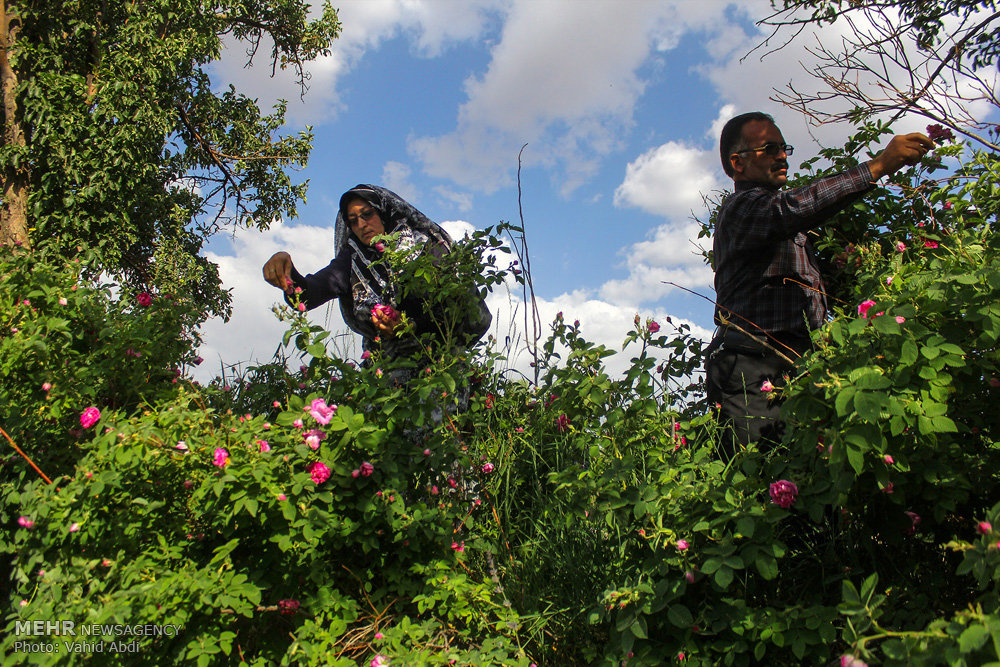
713, 164, 874, 335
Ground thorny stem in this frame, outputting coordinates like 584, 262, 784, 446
1, 425, 53, 484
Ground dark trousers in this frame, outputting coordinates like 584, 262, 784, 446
705, 331, 805, 459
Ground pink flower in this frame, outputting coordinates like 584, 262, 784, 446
80, 407, 101, 428
293, 419, 304, 429
895, 316, 906, 324
905, 511, 921, 534
978, 521, 992, 534
136, 292, 153, 307
278, 599, 301, 615
360, 461, 374, 477
371, 304, 400, 322
273, 401, 281, 408
481, 462, 495, 474
296, 303, 306, 312
374, 242, 386, 252
882, 482, 895, 494
924, 240, 939, 249
943, 201, 953, 210
257, 440, 271, 453
176, 441, 189, 451
308, 398, 336, 425
883, 454, 894, 465
68, 522, 80, 533
371, 655, 390, 667
423, 449, 431, 456
277, 493, 287, 501
895, 241, 906, 252
101, 559, 112, 567
361, 350, 372, 360
42, 382, 52, 392
263, 422, 271, 430
841, 655, 868, 667
926, 123, 955, 143
684, 571, 695, 583
309, 461, 331, 484
58, 297, 68, 306
648, 320, 660, 334
18, 516, 34, 529
857, 300, 876, 318
555, 414, 570, 432
760, 380, 774, 392
213, 448, 230, 467
769, 480, 798, 509
515, 427, 524, 432
451, 541, 465, 552
374, 632, 384, 640
676, 539, 689, 551
304, 429, 325, 450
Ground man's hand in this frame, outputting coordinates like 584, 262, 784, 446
868, 133, 935, 180
262, 252, 295, 295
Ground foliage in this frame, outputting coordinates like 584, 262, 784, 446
0, 0, 341, 318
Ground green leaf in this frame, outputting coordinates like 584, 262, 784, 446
667, 604, 693, 628
959, 625, 989, 653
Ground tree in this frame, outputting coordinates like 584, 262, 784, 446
0, 0, 340, 319
759, 0, 999, 150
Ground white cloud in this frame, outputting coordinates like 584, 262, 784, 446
613, 141, 727, 219
381, 161, 418, 203
410, 0, 733, 194
434, 186, 474, 213
211, 0, 505, 126
197, 221, 350, 382
485, 284, 712, 382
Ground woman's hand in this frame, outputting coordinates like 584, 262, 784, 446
262, 252, 295, 294
370, 304, 401, 337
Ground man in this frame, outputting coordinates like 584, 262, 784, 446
706, 112, 933, 456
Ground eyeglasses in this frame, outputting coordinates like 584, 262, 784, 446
346, 207, 378, 226
733, 143, 794, 157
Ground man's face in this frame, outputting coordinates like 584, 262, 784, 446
731, 120, 789, 188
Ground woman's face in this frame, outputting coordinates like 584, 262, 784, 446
345, 198, 385, 246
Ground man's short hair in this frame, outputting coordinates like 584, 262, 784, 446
719, 112, 775, 177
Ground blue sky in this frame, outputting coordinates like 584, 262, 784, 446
193, 0, 962, 382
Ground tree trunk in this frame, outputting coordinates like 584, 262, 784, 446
0, 0, 29, 249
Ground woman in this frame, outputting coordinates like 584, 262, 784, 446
262, 184, 491, 361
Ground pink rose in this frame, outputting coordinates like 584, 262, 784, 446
481, 462, 495, 474
895, 241, 906, 252
648, 320, 660, 334
18, 516, 34, 529
978, 521, 992, 534
304, 429, 325, 450
277, 493, 287, 501
360, 461, 374, 477
555, 414, 570, 432
371, 304, 400, 322
68, 523, 79, 533
309, 461, 331, 484
308, 398, 336, 425
213, 448, 230, 467
136, 292, 153, 307
451, 541, 465, 552
769, 480, 798, 509
857, 300, 876, 318
841, 655, 868, 667
676, 539, 689, 551
42, 382, 52, 392
883, 454, 894, 465
80, 407, 101, 428
257, 440, 271, 453
760, 380, 774, 392
924, 240, 939, 249
895, 316, 906, 324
